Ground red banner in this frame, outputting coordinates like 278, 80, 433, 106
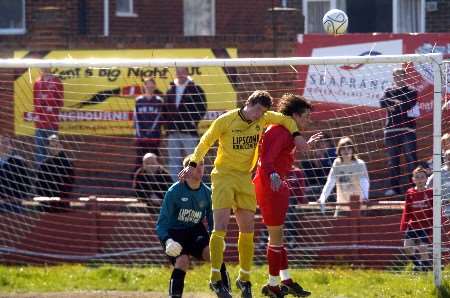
296, 33, 450, 120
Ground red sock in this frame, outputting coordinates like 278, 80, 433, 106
267, 245, 283, 276
280, 246, 288, 271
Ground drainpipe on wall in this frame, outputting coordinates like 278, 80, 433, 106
104, 0, 109, 36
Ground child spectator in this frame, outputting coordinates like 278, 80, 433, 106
34, 134, 74, 198
134, 77, 164, 167
318, 136, 370, 217
400, 166, 433, 271
132, 152, 173, 213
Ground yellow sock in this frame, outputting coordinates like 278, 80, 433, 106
209, 230, 226, 282
238, 232, 254, 282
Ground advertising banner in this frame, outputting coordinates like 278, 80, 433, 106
296, 33, 450, 119
14, 48, 237, 136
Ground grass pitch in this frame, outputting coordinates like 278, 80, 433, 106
0, 264, 448, 298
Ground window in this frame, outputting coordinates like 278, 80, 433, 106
183, 0, 215, 36
346, 0, 392, 33
303, 0, 345, 33
0, 0, 25, 34
116, 0, 137, 17
393, 0, 425, 33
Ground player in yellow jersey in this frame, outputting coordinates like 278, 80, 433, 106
178, 90, 321, 298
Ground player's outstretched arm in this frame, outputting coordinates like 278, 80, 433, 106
177, 115, 225, 181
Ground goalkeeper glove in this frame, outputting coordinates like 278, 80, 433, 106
165, 238, 182, 257
270, 172, 282, 192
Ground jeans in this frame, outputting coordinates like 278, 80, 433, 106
167, 131, 199, 181
35, 128, 57, 165
384, 130, 417, 193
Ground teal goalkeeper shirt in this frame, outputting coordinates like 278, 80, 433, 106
156, 181, 213, 242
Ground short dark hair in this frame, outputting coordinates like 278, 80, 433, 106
245, 90, 273, 109
278, 93, 312, 116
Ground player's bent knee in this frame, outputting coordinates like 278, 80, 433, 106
174, 254, 190, 271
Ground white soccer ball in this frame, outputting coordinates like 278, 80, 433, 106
322, 9, 348, 35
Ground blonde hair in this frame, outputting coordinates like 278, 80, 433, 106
336, 136, 358, 161
442, 133, 450, 144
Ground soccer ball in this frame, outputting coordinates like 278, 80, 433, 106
322, 9, 348, 35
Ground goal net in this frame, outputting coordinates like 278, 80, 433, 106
0, 53, 447, 279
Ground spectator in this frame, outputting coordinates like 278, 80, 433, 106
318, 136, 370, 217
322, 133, 337, 164
443, 133, 450, 152
380, 67, 418, 196
0, 135, 32, 207
426, 149, 450, 219
33, 68, 64, 165
300, 138, 335, 201
132, 152, 173, 213
134, 77, 164, 167
164, 67, 207, 181
424, 133, 449, 177
35, 135, 74, 198
400, 166, 433, 271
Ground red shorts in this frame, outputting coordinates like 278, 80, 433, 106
253, 174, 290, 226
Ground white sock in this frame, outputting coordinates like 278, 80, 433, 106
280, 269, 290, 281
268, 275, 278, 287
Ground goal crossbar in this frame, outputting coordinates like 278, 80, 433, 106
0, 53, 442, 68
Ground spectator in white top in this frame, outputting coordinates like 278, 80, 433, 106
318, 136, 370, 217
426, 149, 450, 219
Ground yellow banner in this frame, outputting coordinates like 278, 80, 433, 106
14, 48, 237, 136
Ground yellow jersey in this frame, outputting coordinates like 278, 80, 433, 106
191, 108, 299, 172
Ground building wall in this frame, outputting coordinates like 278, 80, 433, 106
426, 0, 450, 32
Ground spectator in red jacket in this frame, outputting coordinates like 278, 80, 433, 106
400, 166, 432, 271
33, 68, 64, 165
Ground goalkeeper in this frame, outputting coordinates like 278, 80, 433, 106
156, 155, 230, 298
178, 90, 313, 298
254, 94, 318, 298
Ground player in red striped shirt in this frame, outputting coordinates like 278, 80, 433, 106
254, 94, 321, 297
400, 166, 433, 271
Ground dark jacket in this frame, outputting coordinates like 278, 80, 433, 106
380, 86, 418, 131
133, 166, 173, 205
0, 154, 32, 200
35, 151, 74, 198
164, 80, 207, 133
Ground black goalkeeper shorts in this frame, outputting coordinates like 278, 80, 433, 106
163, 223, 210, 265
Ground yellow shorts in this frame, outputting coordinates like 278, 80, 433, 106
210, 168, 256, 212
